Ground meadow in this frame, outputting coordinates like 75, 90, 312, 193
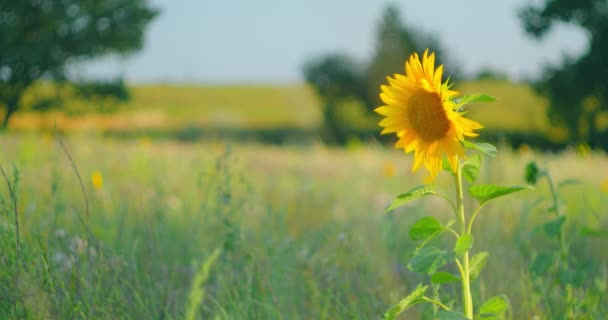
1, 133, 607, 319
9, 80, 554, 137
1, 80, 608, 319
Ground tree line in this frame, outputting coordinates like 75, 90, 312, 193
1, 1, 606, 150
304, 1, 608, 149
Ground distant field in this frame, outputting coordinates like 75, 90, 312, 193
10, 80, 551, 136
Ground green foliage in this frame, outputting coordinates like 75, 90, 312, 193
303, 55, 366, 143
383, 284, 428, 320
469, 184, 532, 205
185, 248, 221, 320
519, 0, 608, 148
408, 247, 454, 274
517, 160, 608, 319
462, 154, 482, 183
409, 217, 445, 240
0, 0, 158, 127
1, 136, 607, 319
456, 93, 496, 107
463, 141, 497, 157
524, 161, 540, 185
543, 216, 566, 238
454, 235, 473, 256
384, 185, 438, 213
478, 295, 509, 319
302, 4, 458, 144
468, 252, 489, 281
431, 271, 460, 284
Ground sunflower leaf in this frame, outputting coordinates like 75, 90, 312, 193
580, 226, 608, 238
463, 141, 497, 157
431, 271, 461, 284
413, 219, 455, 254
457, 93, 496, 106
410, 216, 444, 241
408, 247, 455, 274
469, 252, 489, 280
558, 178, 581, 189
462, 154, 482, 183
442, 159, 456, 176
382, 284, 428, 320
468, 184, 533, 205
478, 295, 509, 319
454, 234, 473, 256
384, 185, 437, 213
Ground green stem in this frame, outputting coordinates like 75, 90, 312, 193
467, 203, 487, 235
421, 297, 451, 311
455, 163, 474, 319
543, 172, 569, 274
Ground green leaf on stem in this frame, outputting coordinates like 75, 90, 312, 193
580, 226, 608, 238
469, 252, 489, 280
408, 247, 454, 275
478, 295, 509, 319
442, 159, 456, 175
384, 185, 436, 213
468, 184, 533, 205
454, 234, 474, 255
462, 140, 497, 157
410, 216, 444, 241
437, 310, 471, 320
524, 161, 540, 185
558, 178, 581, 189
457, 93, 496, 106
543, 216, 566, 238
413, 219, 455, 254
462, 154, 482, 183
530, 252, 554, 276
382, 284, 428, 320
431, 271, 460, 284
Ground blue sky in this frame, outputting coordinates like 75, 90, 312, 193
80, 0, 588, 84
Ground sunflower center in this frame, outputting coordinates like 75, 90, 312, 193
407, 89, 450, 142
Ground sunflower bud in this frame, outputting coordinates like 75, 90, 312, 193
524, 161, 539, 185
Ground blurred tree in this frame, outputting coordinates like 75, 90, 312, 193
475, 68, 508, 81
520, 0, 608, 148
365, 5, 456, 107
303, 54, 365, 143
303, 5, 458, 144
0, 0, 158, 128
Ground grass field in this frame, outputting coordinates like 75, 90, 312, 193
2, 79, 607, 319
9, 80, 553, 136
1, 134, 607, 319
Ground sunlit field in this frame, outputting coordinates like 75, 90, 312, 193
8, 80, 557, 136
3, 0, 608, 318
1, 134, 607, 319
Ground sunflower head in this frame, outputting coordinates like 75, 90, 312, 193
375, 49, 483, 182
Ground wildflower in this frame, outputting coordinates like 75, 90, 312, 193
518, 143, 531, 154
601, 179, 608, 193
91, 171, 104, 190
375, 50, 483, 181
382, 161, 396, 178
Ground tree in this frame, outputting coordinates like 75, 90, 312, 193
303, 54, 365, 143
0, 0, 158, 128
520, 0, 608, 147
303, 5, 457, 144
365, 5, 456, 108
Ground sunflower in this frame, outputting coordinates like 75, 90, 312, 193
375, 49, 483, 181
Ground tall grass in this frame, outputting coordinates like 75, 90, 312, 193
0, 134, 606, 319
